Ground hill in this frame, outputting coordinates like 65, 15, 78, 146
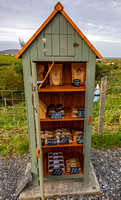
0, 49, 20, 55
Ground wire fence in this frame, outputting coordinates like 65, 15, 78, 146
0, 90, 27, 142
0, 85, 121, 142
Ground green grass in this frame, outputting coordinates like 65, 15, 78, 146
0, 54, 23, 92
92, 132, 121, 149
0, 103, 28, 156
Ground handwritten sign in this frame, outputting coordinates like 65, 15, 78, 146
70, 167, 79, 174
60, 137, 69, 145
77, 137, 83, 144
48, 138, 57, 146
41, 138, 45, 146
53, 168, 62, 176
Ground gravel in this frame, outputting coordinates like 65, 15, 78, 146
0, 149, 120, 200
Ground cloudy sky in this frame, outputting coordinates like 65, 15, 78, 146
0, 0, 121, 57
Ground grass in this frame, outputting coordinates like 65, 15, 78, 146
0, 103, 28, 156
0, 56, 121, 156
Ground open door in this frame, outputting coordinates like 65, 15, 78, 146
31, 61, 44, 200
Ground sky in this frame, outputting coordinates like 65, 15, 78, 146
0, 0, 121, 57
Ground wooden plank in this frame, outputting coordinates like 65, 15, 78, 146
68, 22, 75, 34
52, 13, 60, 34
42, 143, 83, 148
45, 34, 52, 56
60, 35, 67, 56
29, 38, 38, 61
15, 169, 31, 198
52, 35, 59, 56
37, 31, 45, 61
44, 21, 52, 34
82, 40, 89, 61
75, 32, 83, 61
68, 35, 75, 56
98, 77, 107, 136
32, 62, 44, 200
22, 50, 38, 186
40, 108, 84, 122
83, 49, 96, 183
38, 84, 85, 92
60, 14, 68, 34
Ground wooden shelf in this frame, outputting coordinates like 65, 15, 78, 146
40, 108, 84, 122
38, 84, 85, 93
43, 152, 83, 177
42, 143, 83, 148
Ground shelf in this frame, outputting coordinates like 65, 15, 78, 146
42, 143, 83, 148
38, 84, 86, 93
43, 152, 83, 177
40, 108, 84, 122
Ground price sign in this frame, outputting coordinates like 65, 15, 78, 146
48, 138, 57, 146
70, 167, 79, 174
41, 138, 45, 146
60, 137, 69, 145
53, 168, 62, 176
77, 137, 83, 144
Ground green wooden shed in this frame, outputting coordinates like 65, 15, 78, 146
15, 2, 102, 199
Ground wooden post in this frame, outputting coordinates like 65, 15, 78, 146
98, 77, 107, 136
4, 98, 7, 107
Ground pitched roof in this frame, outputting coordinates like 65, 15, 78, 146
15, 2, 102, 59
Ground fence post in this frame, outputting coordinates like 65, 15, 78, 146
4, 98, 7, 107
98, 77, 107, 136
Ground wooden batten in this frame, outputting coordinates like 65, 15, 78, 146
39, 98, 47, 119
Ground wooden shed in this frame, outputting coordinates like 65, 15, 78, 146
15, 2, 102, 199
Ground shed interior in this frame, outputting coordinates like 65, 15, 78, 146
36, 61, 86, 178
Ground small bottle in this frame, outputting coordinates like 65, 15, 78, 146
94, 84, 100, 101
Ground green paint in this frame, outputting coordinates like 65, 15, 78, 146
22, 50, 38, 186
32, 62, 44, 199
83, 49, 96, 183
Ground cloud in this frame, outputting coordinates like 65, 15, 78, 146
0, 0, 121, 56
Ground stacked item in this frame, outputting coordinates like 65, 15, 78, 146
40, 130, 53, 145
47, 104, 65, 119
66, 158, 81, 173
72, 129, 84, 143
71, 106, 85, 118
40, 128, 73, 144
48, 152, 65, 174
53, 128, 73, 144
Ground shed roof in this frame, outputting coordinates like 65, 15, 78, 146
15, 2, 102, 59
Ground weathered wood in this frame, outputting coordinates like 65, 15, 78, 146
83, 49, 96, 183
15, 169, 31, 198
60, 35, 67, 56
52, 35, 59, 56
45, 34, 52, 56
32, 62, 44, 200
22, 50, 38, 186
98, 77, 107, 136
52, 13, 60, 34
68, 35, 75, 56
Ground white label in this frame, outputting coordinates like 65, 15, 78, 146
54, 160, 59, 164
53, 156, 58, 159
54, 165, 60, 169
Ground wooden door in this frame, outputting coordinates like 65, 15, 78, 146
31, 62, 44, 200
